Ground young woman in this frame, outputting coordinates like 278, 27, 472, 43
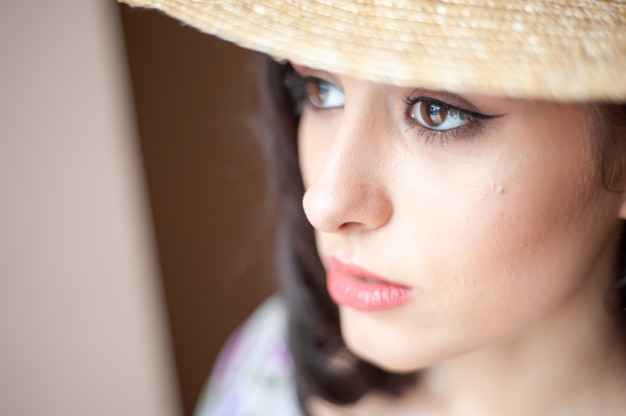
121, 1, 626, 415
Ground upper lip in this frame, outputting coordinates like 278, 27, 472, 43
329, 257, 410, 287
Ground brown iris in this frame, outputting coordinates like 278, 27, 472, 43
420, 100, 446, 127
306, 80, 331, 107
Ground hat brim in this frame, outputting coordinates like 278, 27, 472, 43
120, 0, 626, 101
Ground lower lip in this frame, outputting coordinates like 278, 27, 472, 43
326, 259, 414, 312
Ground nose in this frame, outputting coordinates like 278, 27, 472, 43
301, 113, 393, 234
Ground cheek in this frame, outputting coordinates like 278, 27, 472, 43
345, 145, 615, 370
409, 137, 606, 333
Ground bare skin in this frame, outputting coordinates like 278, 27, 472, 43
293, 64, 626, 415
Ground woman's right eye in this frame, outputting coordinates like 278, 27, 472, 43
304, 77, 345, 109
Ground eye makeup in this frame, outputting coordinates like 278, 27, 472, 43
285, 66, 506, 144
402, 92, 504, 143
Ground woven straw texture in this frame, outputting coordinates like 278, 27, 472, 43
120, 0, 626, 101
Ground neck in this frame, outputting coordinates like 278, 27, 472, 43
422, 246, 626, 416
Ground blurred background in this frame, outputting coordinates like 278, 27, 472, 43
1, 2, 277, 415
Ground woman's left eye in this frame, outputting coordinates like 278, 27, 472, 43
304, 77, 345, 109
408, 98, 472, 131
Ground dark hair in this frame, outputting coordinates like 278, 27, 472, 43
259, 57, 626, 414
598, 103, 626, 337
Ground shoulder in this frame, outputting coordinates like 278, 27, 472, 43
195, 295, 303, 416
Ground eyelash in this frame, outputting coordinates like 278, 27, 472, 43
401, 93, 497, 144
284, 70, 499, 143
284, 70, 312, 114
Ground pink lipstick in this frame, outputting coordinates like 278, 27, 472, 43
326, 258, 414, 311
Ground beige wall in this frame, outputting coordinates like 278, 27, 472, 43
0, 1, 181, 415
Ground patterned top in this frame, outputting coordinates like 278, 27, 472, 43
195, 296, 304, 416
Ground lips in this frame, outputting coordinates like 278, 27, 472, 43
326, 258, 414, 311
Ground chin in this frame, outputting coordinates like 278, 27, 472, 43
340, 318, 437, 374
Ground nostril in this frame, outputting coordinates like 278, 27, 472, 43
337, 221, 370, 233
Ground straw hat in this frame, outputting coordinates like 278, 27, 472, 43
120, 0, 626, 101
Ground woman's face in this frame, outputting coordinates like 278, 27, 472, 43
294, 64, 626, 372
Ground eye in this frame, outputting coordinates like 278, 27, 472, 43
304, 77, 345, 109
409, 98, 471, 131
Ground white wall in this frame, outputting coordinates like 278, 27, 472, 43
0, 1, 181, 415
